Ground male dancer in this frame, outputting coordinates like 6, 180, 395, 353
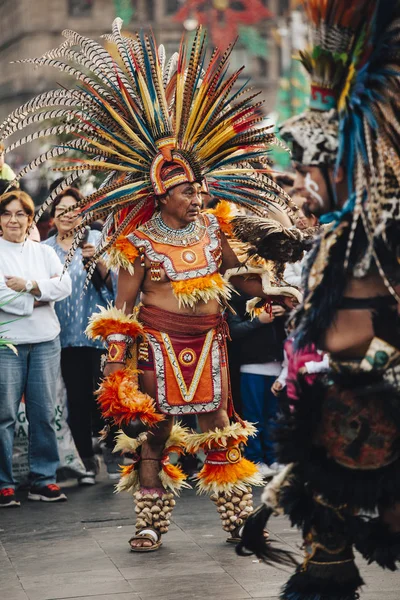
0, 22, 296, 551
90, 175, 282, 551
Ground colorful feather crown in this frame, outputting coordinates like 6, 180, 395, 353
0, 18, 292, 276
281, 1, 400, 250
282, 0, 400, 170
285, 1, 400, 347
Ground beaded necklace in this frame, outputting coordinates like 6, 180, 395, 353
142, 212, 206, 246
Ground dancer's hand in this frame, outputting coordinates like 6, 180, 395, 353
258, 310, 274, 324
271, 304, 286, 317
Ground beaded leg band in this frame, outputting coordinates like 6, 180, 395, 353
134, 489, 176, 536
210, 486, 254, 535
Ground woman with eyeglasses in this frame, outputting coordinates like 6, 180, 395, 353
0, 191, 72, 507
45, 187, 116, 485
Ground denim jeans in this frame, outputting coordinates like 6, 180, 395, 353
0, 337, 61, 489
241, 373, 279, 465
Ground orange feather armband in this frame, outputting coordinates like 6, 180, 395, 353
86, 305, 144, 366
86, 305, 144, 342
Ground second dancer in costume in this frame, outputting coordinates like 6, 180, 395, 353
238, 1, 400, 598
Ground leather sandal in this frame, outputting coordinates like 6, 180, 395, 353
129, 528, 162, 552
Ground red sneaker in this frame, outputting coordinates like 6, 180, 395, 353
28, 484, 67, 502
0, 488, 20, 507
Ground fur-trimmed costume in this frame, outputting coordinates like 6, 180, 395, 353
238, 1, 400, 598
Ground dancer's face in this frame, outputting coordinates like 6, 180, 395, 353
160, 182, 203, 226
292, 164, 331, 217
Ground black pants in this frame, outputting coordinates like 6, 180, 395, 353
61, 346, 104, 460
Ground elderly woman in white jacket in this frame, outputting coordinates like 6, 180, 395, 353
0, 191, 71, 508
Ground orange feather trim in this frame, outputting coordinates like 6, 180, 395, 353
96, 368, 164, 428
165, 444, 185, 457
120, 463, 135, 478
107, 236, 139, 274
114, 236, 139, 260
160, 460, 191, 493
195, 457, 263, 494
171, 272, 232, 308
86, 305, 144, 341
206, 200, 234, 237
185, 421, 258, 454
162, 462, 186, 483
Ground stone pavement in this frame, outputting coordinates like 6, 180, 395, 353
1, 469, 398, 600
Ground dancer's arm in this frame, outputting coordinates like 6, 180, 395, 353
115, 257, 145, 314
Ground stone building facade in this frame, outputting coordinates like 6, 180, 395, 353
0, 0, 287, 164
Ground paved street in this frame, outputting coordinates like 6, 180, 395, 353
1, 466, 398, 600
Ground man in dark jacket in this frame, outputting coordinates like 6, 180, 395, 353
228, 291, 286, 478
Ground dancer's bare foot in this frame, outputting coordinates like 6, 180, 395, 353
129, 529, 162, 552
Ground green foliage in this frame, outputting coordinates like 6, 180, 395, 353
113, 0, 134, 24
0, 294, 21, 353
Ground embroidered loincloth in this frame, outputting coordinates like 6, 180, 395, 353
138, 305, 229, 416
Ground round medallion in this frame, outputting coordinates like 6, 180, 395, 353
226, 447, 241, 464
181, 250, 197, 264
315, 384, 399, 469
178, 348, 197, 366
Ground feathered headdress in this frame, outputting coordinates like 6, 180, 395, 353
0, 19, 291, 276
281, 1, 400, 283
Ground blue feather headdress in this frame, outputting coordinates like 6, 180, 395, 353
281, 0, 400, 346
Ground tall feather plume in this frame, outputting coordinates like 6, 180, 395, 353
0, 90, 77, 138
0, 18, 293, 278
35, 158, 103, 223
158, 44, 166, 78
163, 52, 179, 88
12, 57, 115, 101
63, 28, 136, 98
